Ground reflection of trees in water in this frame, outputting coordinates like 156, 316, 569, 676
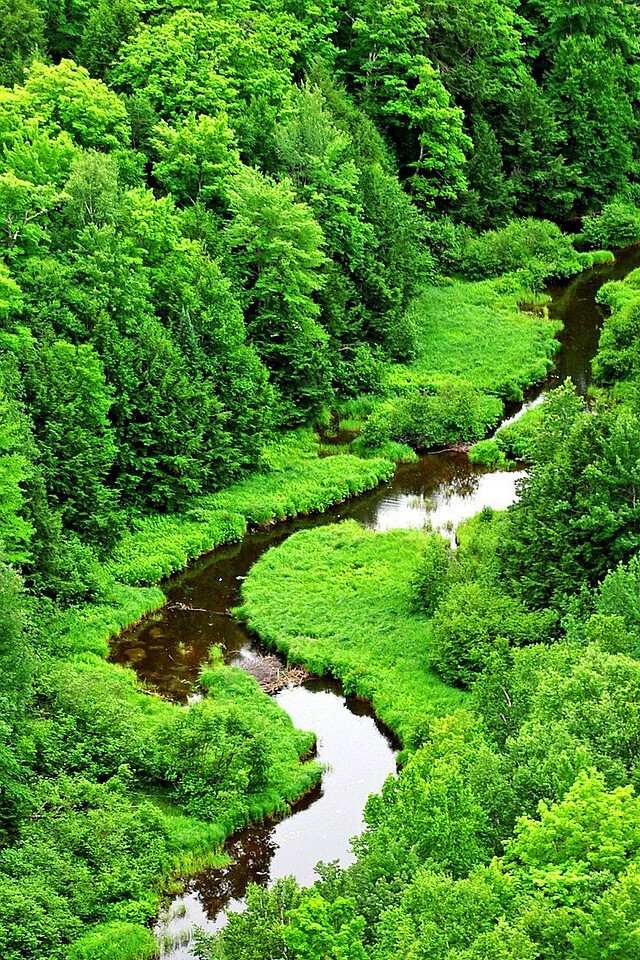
181, 782, 323, 921
111, 608, 219, 701
185, 826, 276, 918
437, 471, 481, 500
394, 457, 482, 503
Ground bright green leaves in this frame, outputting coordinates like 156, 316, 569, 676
23, 60, 130, 151
0, 263, 21, 320
152, 113, 240, 209
509, 770, 640, 906
0, 170, 62, 258
64, 151, 119, 229
0, 384, 33, 564
284, 896, 367, 960
113, 7, 296, 132
403, 62, 471, 208
226, 166, 330, 419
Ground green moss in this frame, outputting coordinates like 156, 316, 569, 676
238, 521, 467, 747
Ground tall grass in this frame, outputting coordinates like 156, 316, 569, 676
406, 277, 559, 401
46, 583, 167, 658
109, 455, 394, 586
238, 521, 467, 747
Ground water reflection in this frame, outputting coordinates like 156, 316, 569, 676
157, 680, 398, 957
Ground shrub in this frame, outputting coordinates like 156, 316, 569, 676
360, 380, 502, 452
494, 403, 545, 462
409, 532, 451, 615
582, 202, 640, 249
429, 582, 553, 687
467, 439, 505, 469
460, 218, 596, 289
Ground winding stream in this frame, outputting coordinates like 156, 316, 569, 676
110, 245, 640, 957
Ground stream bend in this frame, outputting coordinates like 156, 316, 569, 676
110, 247, 640, 957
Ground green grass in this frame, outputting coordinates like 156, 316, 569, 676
109, 453, 394, 586
68, 923, 157, 960
27, 437, 394, 960
237, 521, 467, 747
405, 277, 559, 402
46, 583, 167, 659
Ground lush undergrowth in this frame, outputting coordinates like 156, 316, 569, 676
350, 276, 558, 457
349, 234, 614, 459
0, 439, 396, 960
0, 634, 322, 960
238, 521, 466, 747
469, 402, 546, 466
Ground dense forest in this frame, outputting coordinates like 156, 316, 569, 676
3, 0, 640, 956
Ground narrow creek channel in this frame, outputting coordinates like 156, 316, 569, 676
109, 244, 640, 957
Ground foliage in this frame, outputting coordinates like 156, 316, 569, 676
4, 0, 640, 955
467, 438, 506, 469
500, 383, 640, 608
409, 532, 451, 615
460, 219, 606, 290
429, 581, 553, 687
360, 378, 503, 453
582, 202, 640, 250
493, 403, 546, 462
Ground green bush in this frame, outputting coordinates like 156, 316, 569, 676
494, 403, 545, 462
467, 439, 505, 468
582, 201, 640, 249
360, 379, 502, 452
429, 582, 554, 687
409, 532, 452, 615
460, 218, 607, 289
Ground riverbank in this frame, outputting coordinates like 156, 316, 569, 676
52, 441, 394, 662
110, 248, 640, 955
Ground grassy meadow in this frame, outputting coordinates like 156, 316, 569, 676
405, 278, 559, 401
238, 521, 467, 747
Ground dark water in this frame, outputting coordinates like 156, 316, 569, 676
110, 247, 640, 956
